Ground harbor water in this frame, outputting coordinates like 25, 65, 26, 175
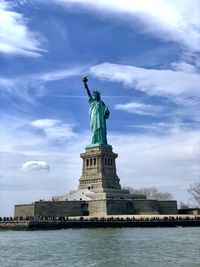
0, 227, 199, 267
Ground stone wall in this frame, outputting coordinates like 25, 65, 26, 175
158, 201, 178, 214
14, 199, 178, 217
132, 200, 160, 214
15, 204, 34, 217
34, 201, 87, 217
106, 200, 128, 215
0, 221, 29, 230
88, 200, 107, 216
106, 199, 160, 215
106, 199, 178, 215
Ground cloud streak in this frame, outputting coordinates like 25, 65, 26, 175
0, 66, 84, 105
0, 0, 45, 57
115, 101, 164, 116
31, 119, 77, 140
53, 0, 200, 53
90, 62, 200, 105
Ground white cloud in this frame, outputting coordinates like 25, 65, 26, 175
53, 0, 200, 52
0, 0, 45, 56
115, 101, 164, 116
39, 68, 83, 82
171, 62, 199, 73
90, 62, 200, 105
32, 119, 58, 128
31, 119, 77, 140
21, 161, 50, 171
0, 114, 46, 154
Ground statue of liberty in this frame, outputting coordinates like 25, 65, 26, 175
83, 76, 111, 147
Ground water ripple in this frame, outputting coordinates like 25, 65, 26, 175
0, 227, 200, 267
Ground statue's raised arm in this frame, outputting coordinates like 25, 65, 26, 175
83, 76, 92, 99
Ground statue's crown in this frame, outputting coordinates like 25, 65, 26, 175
92, 90, 101, 95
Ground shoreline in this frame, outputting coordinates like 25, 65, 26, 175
1, 215, 200, 230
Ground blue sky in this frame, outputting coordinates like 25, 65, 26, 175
0, 0, 200, 216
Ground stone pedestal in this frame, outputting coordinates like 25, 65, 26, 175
79, 146, 121, 190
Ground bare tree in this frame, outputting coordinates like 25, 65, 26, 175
178, 201, 190, 209
123, 186, 174, 200
187, 182, 200, 207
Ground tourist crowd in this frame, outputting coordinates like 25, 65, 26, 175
0, 215, 200, 222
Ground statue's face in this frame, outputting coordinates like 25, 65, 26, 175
93, 92, 100, 101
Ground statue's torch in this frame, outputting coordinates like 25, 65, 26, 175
83, 75, 88, 86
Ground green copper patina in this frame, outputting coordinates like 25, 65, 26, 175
83, 76, 111, 148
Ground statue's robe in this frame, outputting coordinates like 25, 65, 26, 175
89, 97, 110, 145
